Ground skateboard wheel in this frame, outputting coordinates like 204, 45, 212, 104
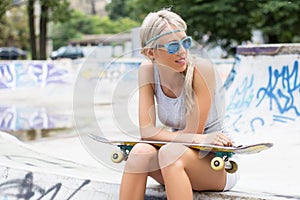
111, 151, 124, 163
225, 161, 238, 174
211, 157, 225, 171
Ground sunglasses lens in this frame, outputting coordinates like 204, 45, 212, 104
167, 43, 180, 54
161, 37, 192, 54
182, 37, 192, 49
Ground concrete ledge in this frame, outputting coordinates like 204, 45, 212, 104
237, 43, 300, 55
0, 166, 279, 200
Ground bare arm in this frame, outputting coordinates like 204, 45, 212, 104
138, 61, 179, 141
179, 58, 232, 146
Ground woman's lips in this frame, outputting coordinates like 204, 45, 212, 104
175, 58, 186, 64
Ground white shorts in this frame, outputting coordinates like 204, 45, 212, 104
223, 155, 240, 191
224, 170, 240, 191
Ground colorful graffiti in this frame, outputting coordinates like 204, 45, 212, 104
226, 74, 254, 113
256, 60, 299, 116
0, 60, 141, 131
0, 61, 73, 89
0, 106, 72, 131
225, 55, 300, 133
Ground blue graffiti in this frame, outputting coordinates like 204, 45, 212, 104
256, 60, 300, 116
0, 63, 14, 89
231, 114, 243, 132
223, 55, 240, 90
226, 74, 254, 113
273, 114, 295, 123
0, 106, 70, 131
0, 62, 70, 89
250, 117, 265, 132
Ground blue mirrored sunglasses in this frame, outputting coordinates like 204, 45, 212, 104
157, 36, 193, 54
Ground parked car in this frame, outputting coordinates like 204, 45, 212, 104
50, 46, 84, 60
0, 47, 27, 60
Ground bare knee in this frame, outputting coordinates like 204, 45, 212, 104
125, 143, 159, 173
158, 143, 187, 170
130, 143, 157, 154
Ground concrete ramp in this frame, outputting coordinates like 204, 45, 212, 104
0, 132, 170, 199
0, 131, 117, 199
224, 44, 300, 134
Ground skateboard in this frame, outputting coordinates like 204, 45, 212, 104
88, 134, 273, 174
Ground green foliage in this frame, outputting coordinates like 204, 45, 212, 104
0, 6, 29, 49
124, 0, 176, 22
175, 0, 258, 52
0, 0, 11, 18
251, 0, 300, 43
106, 0, 127, 20
50, 10, 139, 49
107, 0, 300, 54
47, 0, 71, 23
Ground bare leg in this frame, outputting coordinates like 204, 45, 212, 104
119, 143, 163, 200
120, 172, 147, 200
159, 144, 226, 200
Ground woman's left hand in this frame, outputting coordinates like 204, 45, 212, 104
215, 132, 233, 147
205, 131, 233, 147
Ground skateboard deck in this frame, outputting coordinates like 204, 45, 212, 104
88, 134, 273, 173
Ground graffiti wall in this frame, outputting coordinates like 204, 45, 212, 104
0, 59, 141, 131
0, 60, 75, 89
225, 45, 300, 134
0, 105, 73, 131
0, 60, 75, 132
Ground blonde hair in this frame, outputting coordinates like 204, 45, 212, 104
140, 9, 194, 115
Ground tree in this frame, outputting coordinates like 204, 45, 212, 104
252, 0, 300, 43
90, 0, 96, 15
26, 0, 71, 60
105, 0, 127, 20
120, 0, 300, 55
38, 0, 71, 59
0, 0, 11, 19
110, 0, 171, 22
176, 0, 257, 53
27, 0, 37, 59
0, 5, 29, 49
50, 10, 139, 49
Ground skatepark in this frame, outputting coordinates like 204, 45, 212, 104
0, 43, 300, 199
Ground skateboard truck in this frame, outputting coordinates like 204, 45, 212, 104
211, 152, 238, 173
111, 145, 133, 163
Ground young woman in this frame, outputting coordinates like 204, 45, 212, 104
119, 9, 239, 200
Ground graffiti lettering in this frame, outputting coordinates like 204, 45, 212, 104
0, 63, 14, 89
223, 56, 240, 90
0, 62, 70, 89
256, 61, 300, 116
226, 75, 254, 113
250, 117, 265, 132
0, 106, 70, 131
0, 172, 90, 199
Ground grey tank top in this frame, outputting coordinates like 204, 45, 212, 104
154, 65, 224, 133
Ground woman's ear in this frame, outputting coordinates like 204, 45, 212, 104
146, 49, 154, 60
